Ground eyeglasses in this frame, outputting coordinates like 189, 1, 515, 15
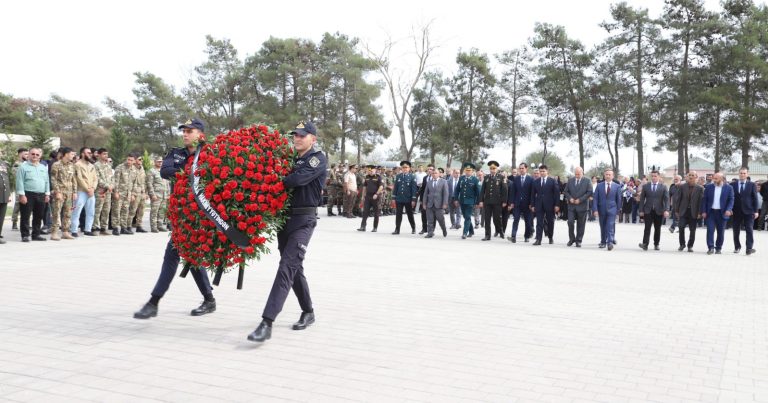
29, 153, 40, 156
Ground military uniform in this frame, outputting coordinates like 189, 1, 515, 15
455, 166, 481, 238
0, 161, 11, 242
354, 170, 364, 216
93, 160, 114, 233
11, 160, 22, 229
111, 162, 135, 234
392, 162, 418, 234
49, 160, 77, 240
130, 166, 147, 230
479, 162, 508, 240
358, 170, 383, 231
147, 167, 169, 232
383, 172, 394, 215
325, 168, 343, 216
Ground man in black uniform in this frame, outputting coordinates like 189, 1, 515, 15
478, 161, 508, 241
133, 118, 216, 319
248, 121, 327, 343
357, 165, 383, 232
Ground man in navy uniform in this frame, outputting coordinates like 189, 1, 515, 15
508, 162, 533, 243
248, 121, 327, 342
391, 161, 418, 235
478, 161, 507, 241
453, 163, 480, 239
134, 118, 216, 319
530, 164, 560, 245
731, 167, 759, 255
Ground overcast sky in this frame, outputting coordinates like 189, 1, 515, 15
2, 0, 729, 173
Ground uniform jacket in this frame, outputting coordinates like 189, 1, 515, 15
423, 177, 449, 209
50, 161, 77, 194
701, 183, 734, 220
673, 183, 704, 218
479, 173, 508, 205
147, 168, 169, 198
0, 161, 11, 202
530, 176, 559, 211
94, 161, 114, 192
564, 177, 593, 213
113, 163, 135, 197
283, 148, 327, 208
639, 182, 670, 214
731, 180, 759, 215
454, 175, 480, 205
393, 172, 418, 203
592, 180, 622, 216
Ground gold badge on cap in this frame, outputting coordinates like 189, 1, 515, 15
296, 121, 305, 129
185, 119, 192, 125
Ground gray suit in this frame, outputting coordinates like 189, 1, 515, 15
564, 176, 593, 243
674, 183, 704, 248
424, 177, 449, 236
639, 182, 670, 247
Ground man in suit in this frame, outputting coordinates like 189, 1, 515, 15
446, 169, 461, 229
674, 171, 704, 252
479, 161, 508, 241
454, 163, 481, 239
507, 162, 533, 243
423, 167, 449, 238
701, 172, 734, 254
530, 164, 560, 245
416, 164, 435, 234
564, 167, 593, 247
501, 168, 517, 234
638, 170, 670, 251
592, 168, 622, 250
731, 167, 759, 255
392, 161, 418, 235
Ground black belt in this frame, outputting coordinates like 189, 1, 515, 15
289, 207, 317, 215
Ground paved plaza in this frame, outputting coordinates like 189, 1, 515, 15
1, 214, 767, 402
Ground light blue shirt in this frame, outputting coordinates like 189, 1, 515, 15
712, 185, 722, 209
15, 161, 50, 195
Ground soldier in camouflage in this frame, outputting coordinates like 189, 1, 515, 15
147, 157, 169, 233
325, 163, 343, 216
129, 157, 148, 233
93, 148, 114, 235
49, 147, 77, 241
111, 153, 137, 235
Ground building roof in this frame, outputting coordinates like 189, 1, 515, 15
663, 157, 715, 172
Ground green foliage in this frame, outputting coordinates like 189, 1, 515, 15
522, 150, 567, 179
142, 149, 152, 171
27, 120, 54, 155
108, 125, 132, 167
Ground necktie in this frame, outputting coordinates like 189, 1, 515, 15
576, 178, 580, 187
606, 183, 610, 195
652, 183, 656, 193
541, 179, 545, 187
740, 182, 744, 193
432, 180, 436, 189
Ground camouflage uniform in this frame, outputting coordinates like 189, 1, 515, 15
129, 166, 146, 229
146, 167, 169, 232
111, 163, 135, 231
11, 161, 22, 228
49, 160, 77, 239
325, 168, 343, 216
93, 160, 114, 232
354, 171, 365, 216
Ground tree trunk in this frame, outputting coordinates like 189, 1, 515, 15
714, 106, 721, 172
635, 27, 645, 176
741, 69, 752, 168
605, 120, 615, 170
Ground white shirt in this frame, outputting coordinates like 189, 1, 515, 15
343, 171, 357, 192
414, 171, 427, 186
712, 185, 722, 209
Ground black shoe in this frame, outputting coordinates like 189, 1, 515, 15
524, 237, 530, 243
135, 227, 147, 233
327, 212, 337, 216
481, 236, 491, 241
371, 228, 377, 233
71, 232, 79, 238
120, 228, 129, 235
125, 228, 134, 235
669, 226, 675, 233
158, 228, 167, 232
133, 303, 158, 319
575, 242, 581, 248
461, 234, 467, 239
567, 240, 574, 247
532, 240, 541, 246
31, 236, 47, 241
419, 230, 426, 235
411, 229, 416, 234
510, 237, 516, 243
247, 321, 272, 342
40, 229, 50, 235
746, 249, 756, 255
12, 223, 18, 231
678, 245, 685, 251
357, 228, 366, 232
638, 243, 648, 251
548, 238, 553, 244
190, 299, 216, 316
391, 230, 400, 235
654, 245, 660, 251
83, 231, 96, 236
22, 237, 30, 242
608, 243, 614, 251
443, 229, 447, 237
707, 249, 714, 255
113, 228, 120, 236
292, 312, 315, 330
599, 243, 606, 248
687, 247, 694, 253
715, 250, 722, 254
734, 248, 741, 254
425, 233, 434, 238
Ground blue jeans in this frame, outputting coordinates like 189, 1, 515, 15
70, 191, 95, 233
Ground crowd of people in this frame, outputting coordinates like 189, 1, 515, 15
0, 147, 170, 244
328, 161, 766, 255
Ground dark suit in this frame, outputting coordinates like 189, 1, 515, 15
639, 182, 670, 247
417, 175, 430, 233
446, 176, 461, 228
530, 176, 560, 242
508, 174, 533, 240
701, 183, 734, 251
674, 183, 704, 248
592, 180, 622, 245
731, 180, 759, 250
564, 176, 593, 243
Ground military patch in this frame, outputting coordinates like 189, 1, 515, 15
309, 156, 320, 168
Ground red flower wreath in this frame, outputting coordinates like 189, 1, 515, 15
167, 124, 293, 272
